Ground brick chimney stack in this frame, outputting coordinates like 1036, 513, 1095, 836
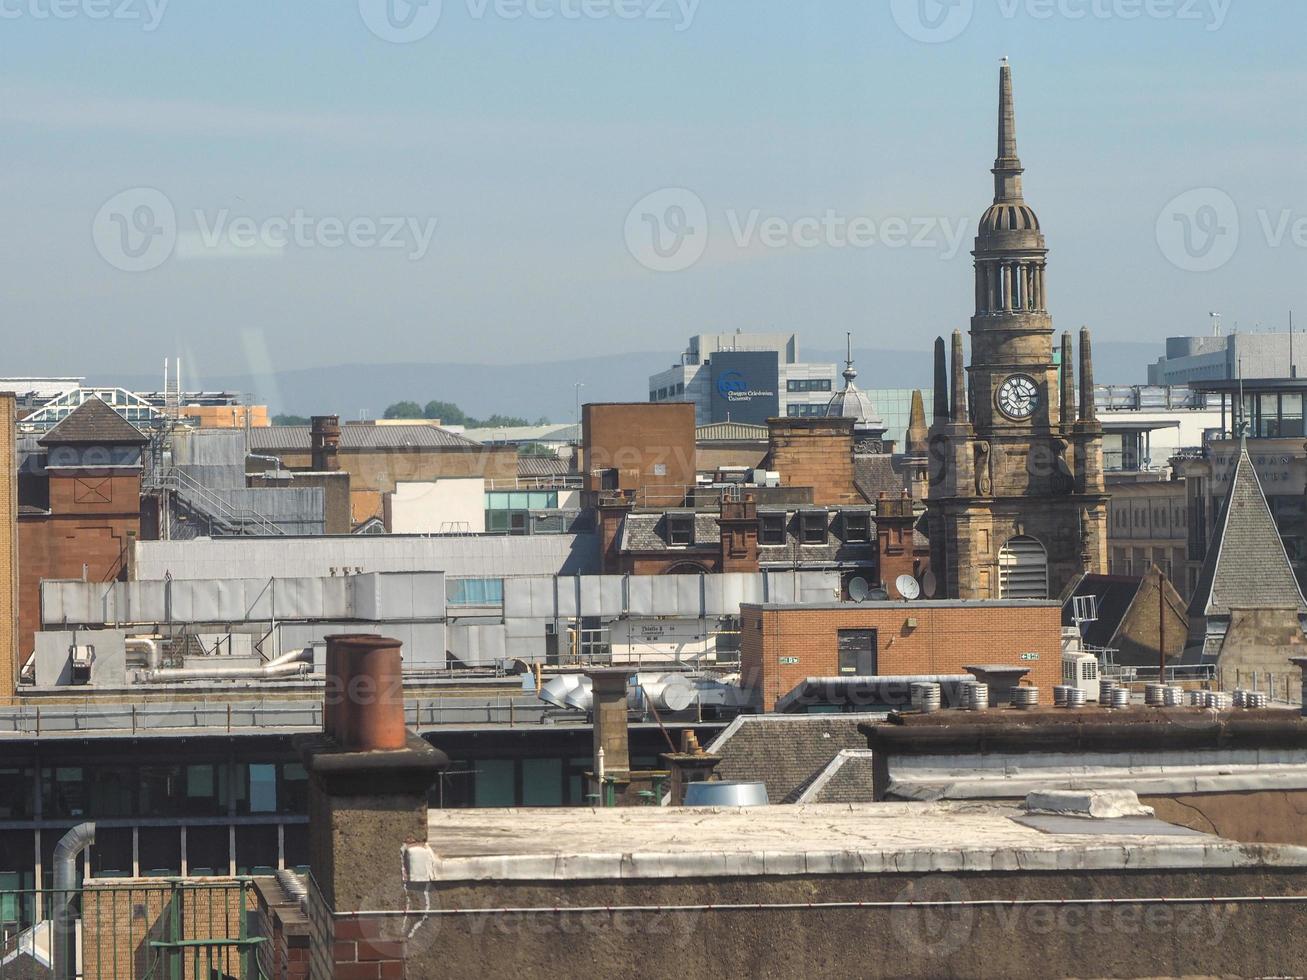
297, 634, 447, 969
310, 415, 341, 472
877, 491, 918, 599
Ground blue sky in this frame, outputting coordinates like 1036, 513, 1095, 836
2, 0, 1304, 385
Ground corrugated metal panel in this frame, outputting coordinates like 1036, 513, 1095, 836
248, 424, 479, 452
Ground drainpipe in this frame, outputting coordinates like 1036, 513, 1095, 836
52, 821, 95, 980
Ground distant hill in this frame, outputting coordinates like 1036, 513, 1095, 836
91, 341, 1162, 422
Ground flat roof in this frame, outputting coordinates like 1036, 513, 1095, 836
423, 801, 1307, 883
744, 600, 1061, 611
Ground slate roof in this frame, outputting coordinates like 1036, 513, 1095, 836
706, 714, 881, 803
619, 512, 720, 551
248, 424, 480, 452
794, 749, 877, 804
1188, 441, 1307, 619
37, 397, 148, 447
1062, 574, 1146, 649
854, 455, 904, 502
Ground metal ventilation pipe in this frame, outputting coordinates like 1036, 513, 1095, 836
52, 821, 95, 980
145, 647, 313, 683
125, 637, 161, 672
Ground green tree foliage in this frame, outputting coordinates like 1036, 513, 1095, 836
383, 401, 424, 420
272, 414, 310, 425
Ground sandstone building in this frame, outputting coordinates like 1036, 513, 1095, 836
927, 62, 1108, 599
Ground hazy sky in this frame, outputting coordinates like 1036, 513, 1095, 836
2, 0, 1303, 386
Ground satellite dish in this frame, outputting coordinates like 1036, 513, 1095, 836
870, 587, 890, 602
848, 577, 872, 602
896, 575, 922, 601
921, 570, 938, 598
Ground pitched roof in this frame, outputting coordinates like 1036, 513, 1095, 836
1189, 440, 1307, 618
696, 422, 769, 442
854, 455, 903, 502
248, 423, 479, 452
517, 455, 571, 478
37, 397, 148, 447
1062, 574, 1146, 649
706, 714, 880, 803
793, 749, 877, 804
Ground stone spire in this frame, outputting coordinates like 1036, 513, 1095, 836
933, 337, 949, 423
1079, 327, 1096, 422
907, 390, 928, 454
1060, 331, 1076, 431
950, 331, 967, 424
994, 58, 1024, 204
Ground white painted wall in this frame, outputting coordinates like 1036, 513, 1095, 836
389, 478, 486, 534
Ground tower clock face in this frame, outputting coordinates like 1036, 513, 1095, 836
997, 375, 1040, 420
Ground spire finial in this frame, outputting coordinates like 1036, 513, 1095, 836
994, 60, 1024, 203
843, 332, 857, 386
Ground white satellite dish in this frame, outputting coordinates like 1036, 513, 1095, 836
848, 577, 872, 602
921, 570, 938, 599
896, 575, 922, 601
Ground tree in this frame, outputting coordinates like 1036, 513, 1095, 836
477, 414, 529, 429
272, 414, 309, 425
422, 400, 468, 425
384, 401, 423, 420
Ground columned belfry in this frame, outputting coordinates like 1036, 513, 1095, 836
927, 61, 1107, 600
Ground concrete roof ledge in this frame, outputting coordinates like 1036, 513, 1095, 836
1024, 789, 1154, 819
419, 802, 1307, 884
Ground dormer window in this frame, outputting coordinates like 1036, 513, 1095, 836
667, 514, 694, 546
759, 513, 787, 546
801, 512, 828, 545
842, 512, 871, 543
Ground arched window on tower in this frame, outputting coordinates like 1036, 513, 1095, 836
998, 536, 1049, 599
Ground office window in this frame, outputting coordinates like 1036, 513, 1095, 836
786, 379, 833, 393
842, 512, 872, 543
666, 514, 695, 546
247, 764, 278, 814
475, 760, 516, 807
522, 759, 564, 806
801, 512, 828, 544
0, 769, 32, 820
759, 513, 787, 546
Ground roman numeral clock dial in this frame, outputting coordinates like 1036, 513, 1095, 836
997, 374, 1039, 421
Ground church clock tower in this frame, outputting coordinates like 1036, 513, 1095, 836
927, 61, 1108, 600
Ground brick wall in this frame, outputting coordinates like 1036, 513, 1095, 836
583, 403, 697, 503
740, 602, 1061, 710
0, 394, 16, 700
276, 446, 518, 495
764, 418, 861, 507
16, 470, 140, 678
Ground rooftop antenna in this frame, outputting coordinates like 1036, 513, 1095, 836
1292, 310, 1297, 379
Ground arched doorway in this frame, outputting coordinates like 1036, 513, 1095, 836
998, 536, 1048, 599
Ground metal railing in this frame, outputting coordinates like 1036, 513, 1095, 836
147, 468, 286, 537
1, 878, 266, 980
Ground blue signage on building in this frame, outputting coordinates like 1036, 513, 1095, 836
709, 351, 780, 424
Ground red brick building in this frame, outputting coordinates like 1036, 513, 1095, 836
16, 398, 145, 673
739, 600, 1061, 710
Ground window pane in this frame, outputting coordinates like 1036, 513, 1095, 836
248, 764, 278, 813
475, 760, 516, 807
522, 759, 563, 806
